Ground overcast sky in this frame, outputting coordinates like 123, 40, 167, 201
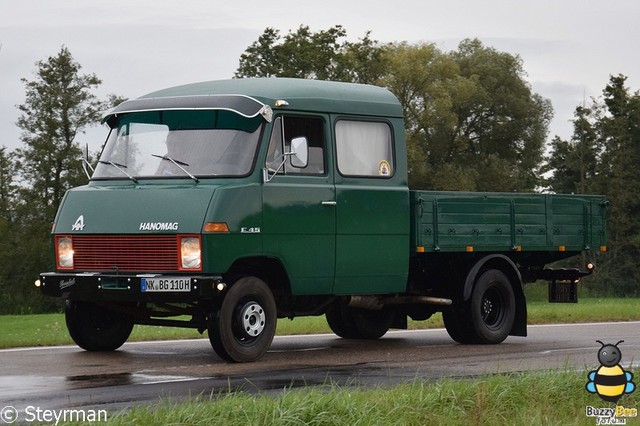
1, 0, 639, 153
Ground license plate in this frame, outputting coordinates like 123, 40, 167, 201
141, 277, 191, 292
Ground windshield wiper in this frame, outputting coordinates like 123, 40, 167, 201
98, 160, 138, 183
152, 154, 199, 182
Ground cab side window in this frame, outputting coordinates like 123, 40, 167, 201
335, 120, 394, 177
265, 116, 325, 175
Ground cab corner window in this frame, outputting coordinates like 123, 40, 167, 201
335, 120, 394, 178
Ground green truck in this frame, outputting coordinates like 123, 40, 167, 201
38, 78, 607, 362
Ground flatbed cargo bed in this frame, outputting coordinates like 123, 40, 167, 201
411, 191, 607, 254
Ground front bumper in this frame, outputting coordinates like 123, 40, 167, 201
39, 272, 224, 302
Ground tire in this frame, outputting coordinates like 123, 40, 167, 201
325, 304, 353, 338
325, 304, 393, 340
442, 305, 476, 344
65, 300, 134, 351
443, 269, 516, 344
470, 269, 516, 343
208, 277, 277, 363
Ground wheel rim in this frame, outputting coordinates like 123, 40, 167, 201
481, 287, 505, 330
236, 301, 266, 340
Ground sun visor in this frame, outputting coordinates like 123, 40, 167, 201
102, 94, 273, 127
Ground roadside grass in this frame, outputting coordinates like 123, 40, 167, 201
80, 369, 639, 426
2, 289, 639, 349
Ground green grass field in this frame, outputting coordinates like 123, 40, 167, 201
72, 370, 639, 425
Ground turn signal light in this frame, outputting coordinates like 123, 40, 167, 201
204, 222, 230, 233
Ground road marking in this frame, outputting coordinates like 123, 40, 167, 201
528, 321, 640, 328
540, 347, 594, 354
134, 374, 209, 385
268, 347, 330, 353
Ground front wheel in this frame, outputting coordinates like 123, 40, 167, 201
65, 300, 134, 351
208, 277, 277, 363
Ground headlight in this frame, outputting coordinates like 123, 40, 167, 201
56, 236, 74, 269
180, 236, 201, 270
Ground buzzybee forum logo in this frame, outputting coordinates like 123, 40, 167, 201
585, 340, 637, 424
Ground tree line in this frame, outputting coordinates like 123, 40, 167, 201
1, 27, 638, 313
544, 75, 640, 295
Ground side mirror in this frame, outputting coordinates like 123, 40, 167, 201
263, 136, 309, 183
289, 137, 308, 168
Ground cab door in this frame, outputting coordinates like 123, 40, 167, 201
332, 118, 410, 295
262, 115, 336, 295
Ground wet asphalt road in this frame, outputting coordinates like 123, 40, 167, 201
1, 322, 639, 414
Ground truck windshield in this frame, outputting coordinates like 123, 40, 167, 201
93, 110, 263, 179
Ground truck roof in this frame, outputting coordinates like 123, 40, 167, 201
105, 78, 403, 121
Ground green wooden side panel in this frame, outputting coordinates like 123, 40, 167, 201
411, 191, 607, 253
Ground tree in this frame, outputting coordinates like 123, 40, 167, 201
594, 75, 640, 295
0, 147, 16, 223
545, 75, 640, 296
15, 46, 107, 223
380, 42, 469, 189
0, 147, 17, 312
5, 46, 112, 313
237, 30, 552, 192
543, 105, 600, 195
235, 25, 389, 84
448, 39, 552, 192
383, 39, 552, 191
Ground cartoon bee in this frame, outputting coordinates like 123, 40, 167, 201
586, 340, 636, 403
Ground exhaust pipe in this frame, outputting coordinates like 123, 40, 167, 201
347, 295, 453, 310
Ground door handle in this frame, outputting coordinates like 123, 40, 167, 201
321, 201, 337, 206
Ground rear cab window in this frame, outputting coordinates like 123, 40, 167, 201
335, 120, 394, 178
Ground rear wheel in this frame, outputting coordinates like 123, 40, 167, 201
470, 269, 515, 343
65, 300, 134, 351
443, 269, 515, 344
325, 304, 393, 339
442, 305, 475, 344
208, 276, 277, 363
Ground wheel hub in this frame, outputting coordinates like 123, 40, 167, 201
239, 302, 266, 338
482, 298, 494, 317
481, 288, 503, 327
